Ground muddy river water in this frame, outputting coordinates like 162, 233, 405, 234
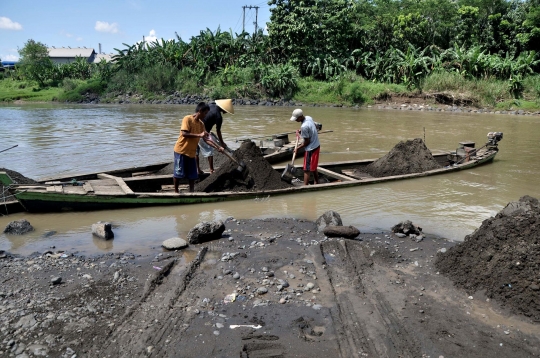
1, 103, 539, 254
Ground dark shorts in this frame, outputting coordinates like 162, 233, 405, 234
304, 146, 320, 172
173, 152, 198, 180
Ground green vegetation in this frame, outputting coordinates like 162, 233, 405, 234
2, 0, 540, 110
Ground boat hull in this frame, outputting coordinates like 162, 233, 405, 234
13, 150, 498, 213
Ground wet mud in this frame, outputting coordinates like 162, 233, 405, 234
1, 218, 539, 357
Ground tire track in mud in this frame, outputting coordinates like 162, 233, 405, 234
89, 248, 208, 357
321, 240, 421, 358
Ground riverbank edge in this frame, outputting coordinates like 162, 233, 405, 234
7, 91, 540, 117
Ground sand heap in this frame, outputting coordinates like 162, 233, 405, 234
195, 141, 292, 193
435, 196, 540, 321
362, 138, 441, 178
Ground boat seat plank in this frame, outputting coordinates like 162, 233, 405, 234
96, 173, 135, 195
88, 179, 118, 186
83, 182, 94, 193
317, 167, 356, 181
46, 185, 64, 193
93, 187, 126, 196
341, 169, 371, 180
62, 187, 87, 194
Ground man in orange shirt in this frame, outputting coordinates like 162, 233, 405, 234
174, 102, 223, 193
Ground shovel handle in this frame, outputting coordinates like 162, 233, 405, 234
290, 134, 300, 165
205, 137, 240, 165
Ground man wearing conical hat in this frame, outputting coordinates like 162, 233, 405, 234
196, 99, 234, 174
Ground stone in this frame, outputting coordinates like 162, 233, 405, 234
233, 272, 240, 279
3, 219, 34, 235
162, 237, 188, 250
323, 225, 360, 239
91, 221, 114, 240
392, 220, 422, 236
257, 287, 268, 295
27, 344, 48, 356
15, 314, 37, 329
530, 284, 540, 291
315, 211, 343, 231
278, 279, 289, 288
51, 277, 62, 285
187, 220, 226, 244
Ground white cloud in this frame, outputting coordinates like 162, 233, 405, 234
145, 29, 157, 42
76, 37, 83, 41
1, 54, 19, 61
95, 21, 119, 34
0, 17, 22, 30
137, 29, 159, 44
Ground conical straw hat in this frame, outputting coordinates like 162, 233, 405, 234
215, 99, 234, 114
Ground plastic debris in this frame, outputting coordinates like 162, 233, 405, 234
153, 266, 162, 270
224, 293, 236, 303
230, 324, 262, 330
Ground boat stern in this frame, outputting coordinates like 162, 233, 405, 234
0, 171, 14, 186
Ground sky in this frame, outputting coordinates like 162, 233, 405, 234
0, 0, 272, 61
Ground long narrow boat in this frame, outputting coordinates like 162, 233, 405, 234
1, 133, 503, 213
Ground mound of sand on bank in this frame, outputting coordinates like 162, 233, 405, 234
361, 138, 441, 178
435, 196, 540, 321
195, 141, 292, 193
0, 168, 37, 185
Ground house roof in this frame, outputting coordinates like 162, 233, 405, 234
93, 53, 113, 63
48, 47, 96, 58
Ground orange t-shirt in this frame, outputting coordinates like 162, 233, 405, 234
173, 115, 205, 158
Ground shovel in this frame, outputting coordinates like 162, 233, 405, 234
205, 135, 247, 175
281, 133, 300, 183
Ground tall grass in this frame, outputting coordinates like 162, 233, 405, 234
0, 79, 62, 102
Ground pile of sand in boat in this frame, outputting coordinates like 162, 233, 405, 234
354, 138, 442, 178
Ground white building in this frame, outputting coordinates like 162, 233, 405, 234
48, 47, 96, 64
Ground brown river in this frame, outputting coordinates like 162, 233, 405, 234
1, 103, 539, 255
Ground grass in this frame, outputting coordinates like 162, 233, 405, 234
421, 71, 540, 108
0, 79, 62, 102
294, 74, 408, 105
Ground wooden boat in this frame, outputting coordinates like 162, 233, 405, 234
1, 133, 502, 213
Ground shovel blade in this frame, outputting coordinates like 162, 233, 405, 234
281, 164, 296, 182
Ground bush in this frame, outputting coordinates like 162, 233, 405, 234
259, 63, 299, 99
135, 63, 177, 94
57, 79, 105, 102
343, 82, 367, 104
62, 78, 85, 92
175, 67, 201, 95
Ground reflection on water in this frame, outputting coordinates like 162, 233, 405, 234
1, 104, 540, 254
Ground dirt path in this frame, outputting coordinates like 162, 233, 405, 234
1, 218, 539, 357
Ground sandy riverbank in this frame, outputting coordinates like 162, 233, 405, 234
1, 216, 539, 358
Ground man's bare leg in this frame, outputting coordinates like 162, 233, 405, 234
174, 178, 180, 193
208, 156, 214, 173
196, 155, 203, 175
303, 171, 310, 185
312, 170, 319, 184
188, 179, 195, 192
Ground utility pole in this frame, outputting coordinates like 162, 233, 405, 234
242, 5, 260, 34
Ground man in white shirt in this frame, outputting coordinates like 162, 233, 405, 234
290, 108, 320, 185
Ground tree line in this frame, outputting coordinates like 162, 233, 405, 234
6, 0, 540, 102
